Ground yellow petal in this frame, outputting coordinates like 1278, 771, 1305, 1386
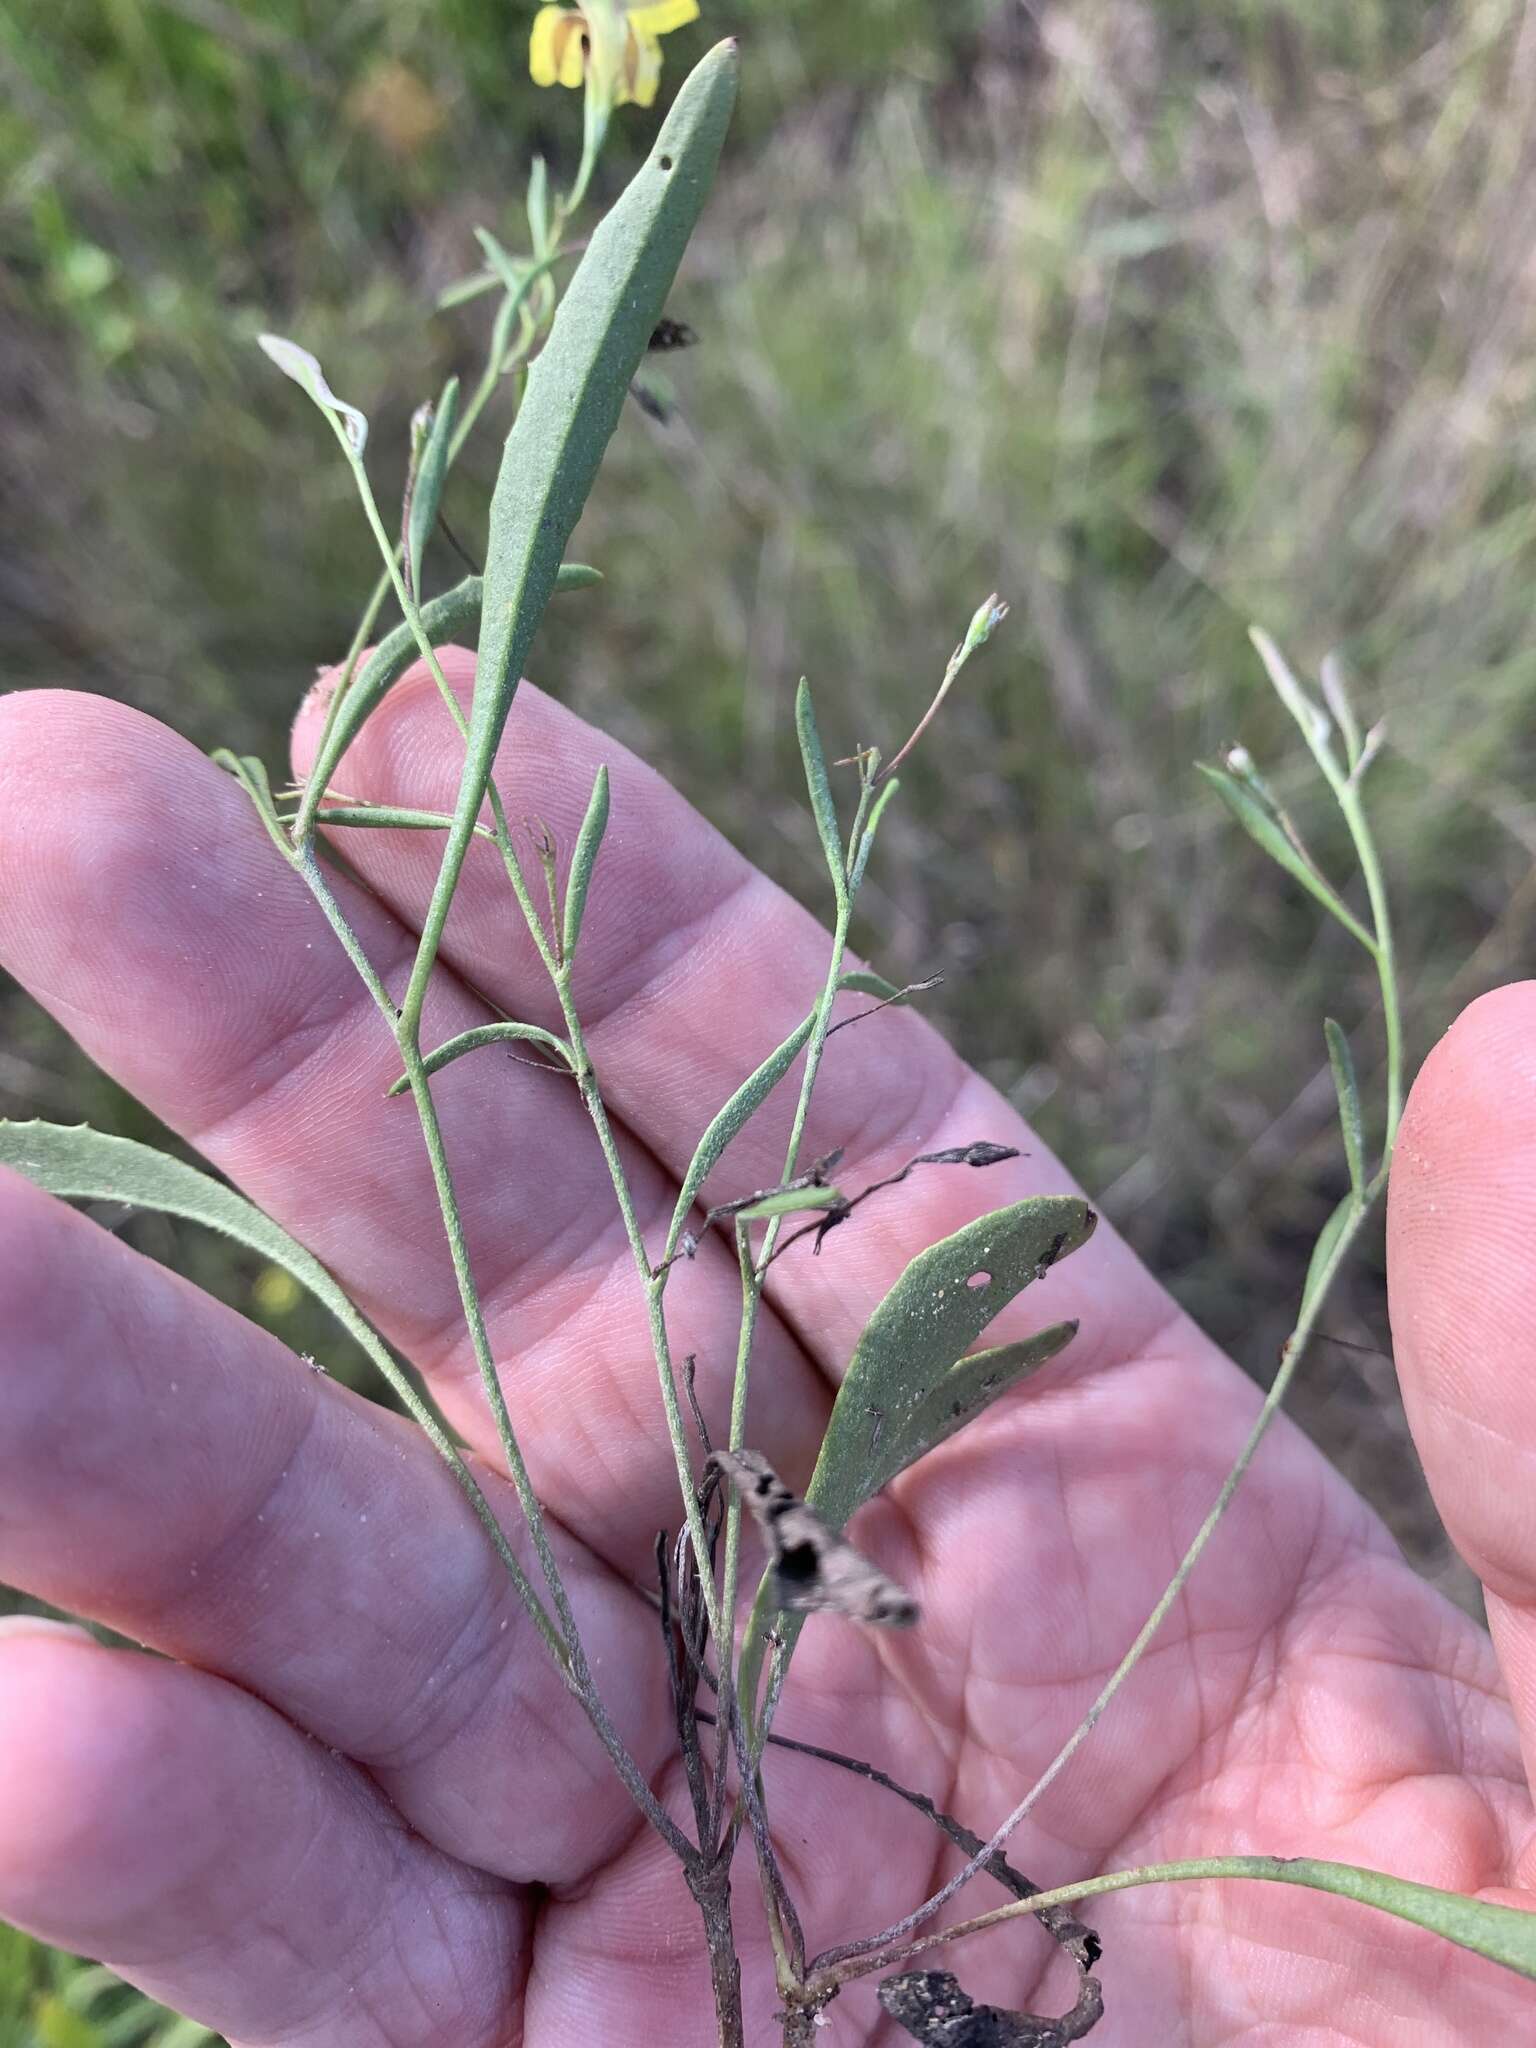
529, 6, 570, 86
618, 23, 663, 105
626, 0, 699, 37
554, 13, 590, 87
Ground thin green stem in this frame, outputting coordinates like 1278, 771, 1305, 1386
397, 1040, 693, 1860
292, 453, 688, 1857
1340, 778, 1403, 1163
814, 1191, 1371, 1977
819, 1853, 1536, 1991
815, 767, 1406, 1980
291, 850, 569, 1652
550, 981, 725, 1650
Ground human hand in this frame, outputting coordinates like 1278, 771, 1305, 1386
0, 655, 1530, 2044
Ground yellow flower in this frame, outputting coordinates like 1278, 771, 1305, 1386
529, 0, 699, 111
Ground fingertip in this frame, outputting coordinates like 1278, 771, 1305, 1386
1388, 979, 1536, 1599
0, 1629, 141, 1918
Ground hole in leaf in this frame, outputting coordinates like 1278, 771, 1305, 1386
966, 1270, 991, 1291
658, 154, 674, 170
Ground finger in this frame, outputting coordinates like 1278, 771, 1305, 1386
0, 689, 828, 1559
1388, 979, 1536, 1801
292, 652, 1180, 1374
0, 1623, 529, 2048
0, 1167, 665, 1884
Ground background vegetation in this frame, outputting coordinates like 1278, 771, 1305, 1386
5, 0, 1535, 2031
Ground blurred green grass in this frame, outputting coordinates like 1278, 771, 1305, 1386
5, 0, 1535, 2029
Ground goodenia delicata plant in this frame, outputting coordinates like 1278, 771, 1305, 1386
6, 22, 1536, 2048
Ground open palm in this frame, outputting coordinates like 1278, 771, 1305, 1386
1, 654, 1532, 2045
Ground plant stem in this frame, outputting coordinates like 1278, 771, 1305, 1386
815, 1146, 1375, 1977
814, 761, 1406, 1979
550, 978, 726, 1650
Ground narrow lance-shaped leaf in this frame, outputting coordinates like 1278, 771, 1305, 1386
387, 1020, 575, 1096
988, 1854, 1536, 1987
728, 1185, 844, 1224
562, 764, 610, 963
406, 376, 461, 597
1250, 626, 1342, 780
1324, 1017, 1366, 1198
1319, 652, 1363, 769
421, 42, 739, 1004
474, 225, 527, 297
1196, 762, 1375, 954
849, 774, 900, 893
663, 1010, 817, 1263
297, 805, 496, 838
838, 971, 904, 1000
669, 987, 934, 1221
527, 154, 551, 258
257, 335, 369, 456
210, 750, 292, 857
796, 677, 848, 907
1301, 1189, 1358, 1320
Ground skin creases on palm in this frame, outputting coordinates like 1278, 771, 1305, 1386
0, 668, 1532, 2044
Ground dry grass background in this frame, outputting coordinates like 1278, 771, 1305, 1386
5, 0, 1536, 2031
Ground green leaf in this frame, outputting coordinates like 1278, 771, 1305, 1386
210, 749, 292, 857
808, 1194, 1095, 1531
453, 42, 738, 876
728, 1185, 844, 1223
1196, 763, 1375, 952
863, 1323, 1079, 1499
849, 773, 899, 892
406, 375, 460, 597
554, 563, 604, 592
741, 1195, 1094, 1712
1068, 1855, 1536, 1985
837, 971, 903, 1000
527, 155, 551, 258
562, 764, 610, 963
0, 1119, 402, 1373
0, 1121, 537, 1602
387, 1021, 575, 1095
1324, 1017, 1366, 1199
795, 677, 847, 905
1249, 626, 1337, 765
663, 1011, 817, 1263
1319, 652, 1363, 769
1264, 1857, 1536, 1980
473, 225, 528, 296
436, 268, 499, 310
1302, 1188, 1359, 1317
256, 334, 368, 456
299, 804, 494, 837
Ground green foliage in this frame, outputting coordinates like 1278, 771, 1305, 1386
0, 1928, 211, 2048
4, 0, 1531, 2025
807, 1195, 1096, 1526
739, 1196, 1095, 1712
406, 377, 461, 593
562, 764, 611, 961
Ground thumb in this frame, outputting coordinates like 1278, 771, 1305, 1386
1387, 981, 1536, 1776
